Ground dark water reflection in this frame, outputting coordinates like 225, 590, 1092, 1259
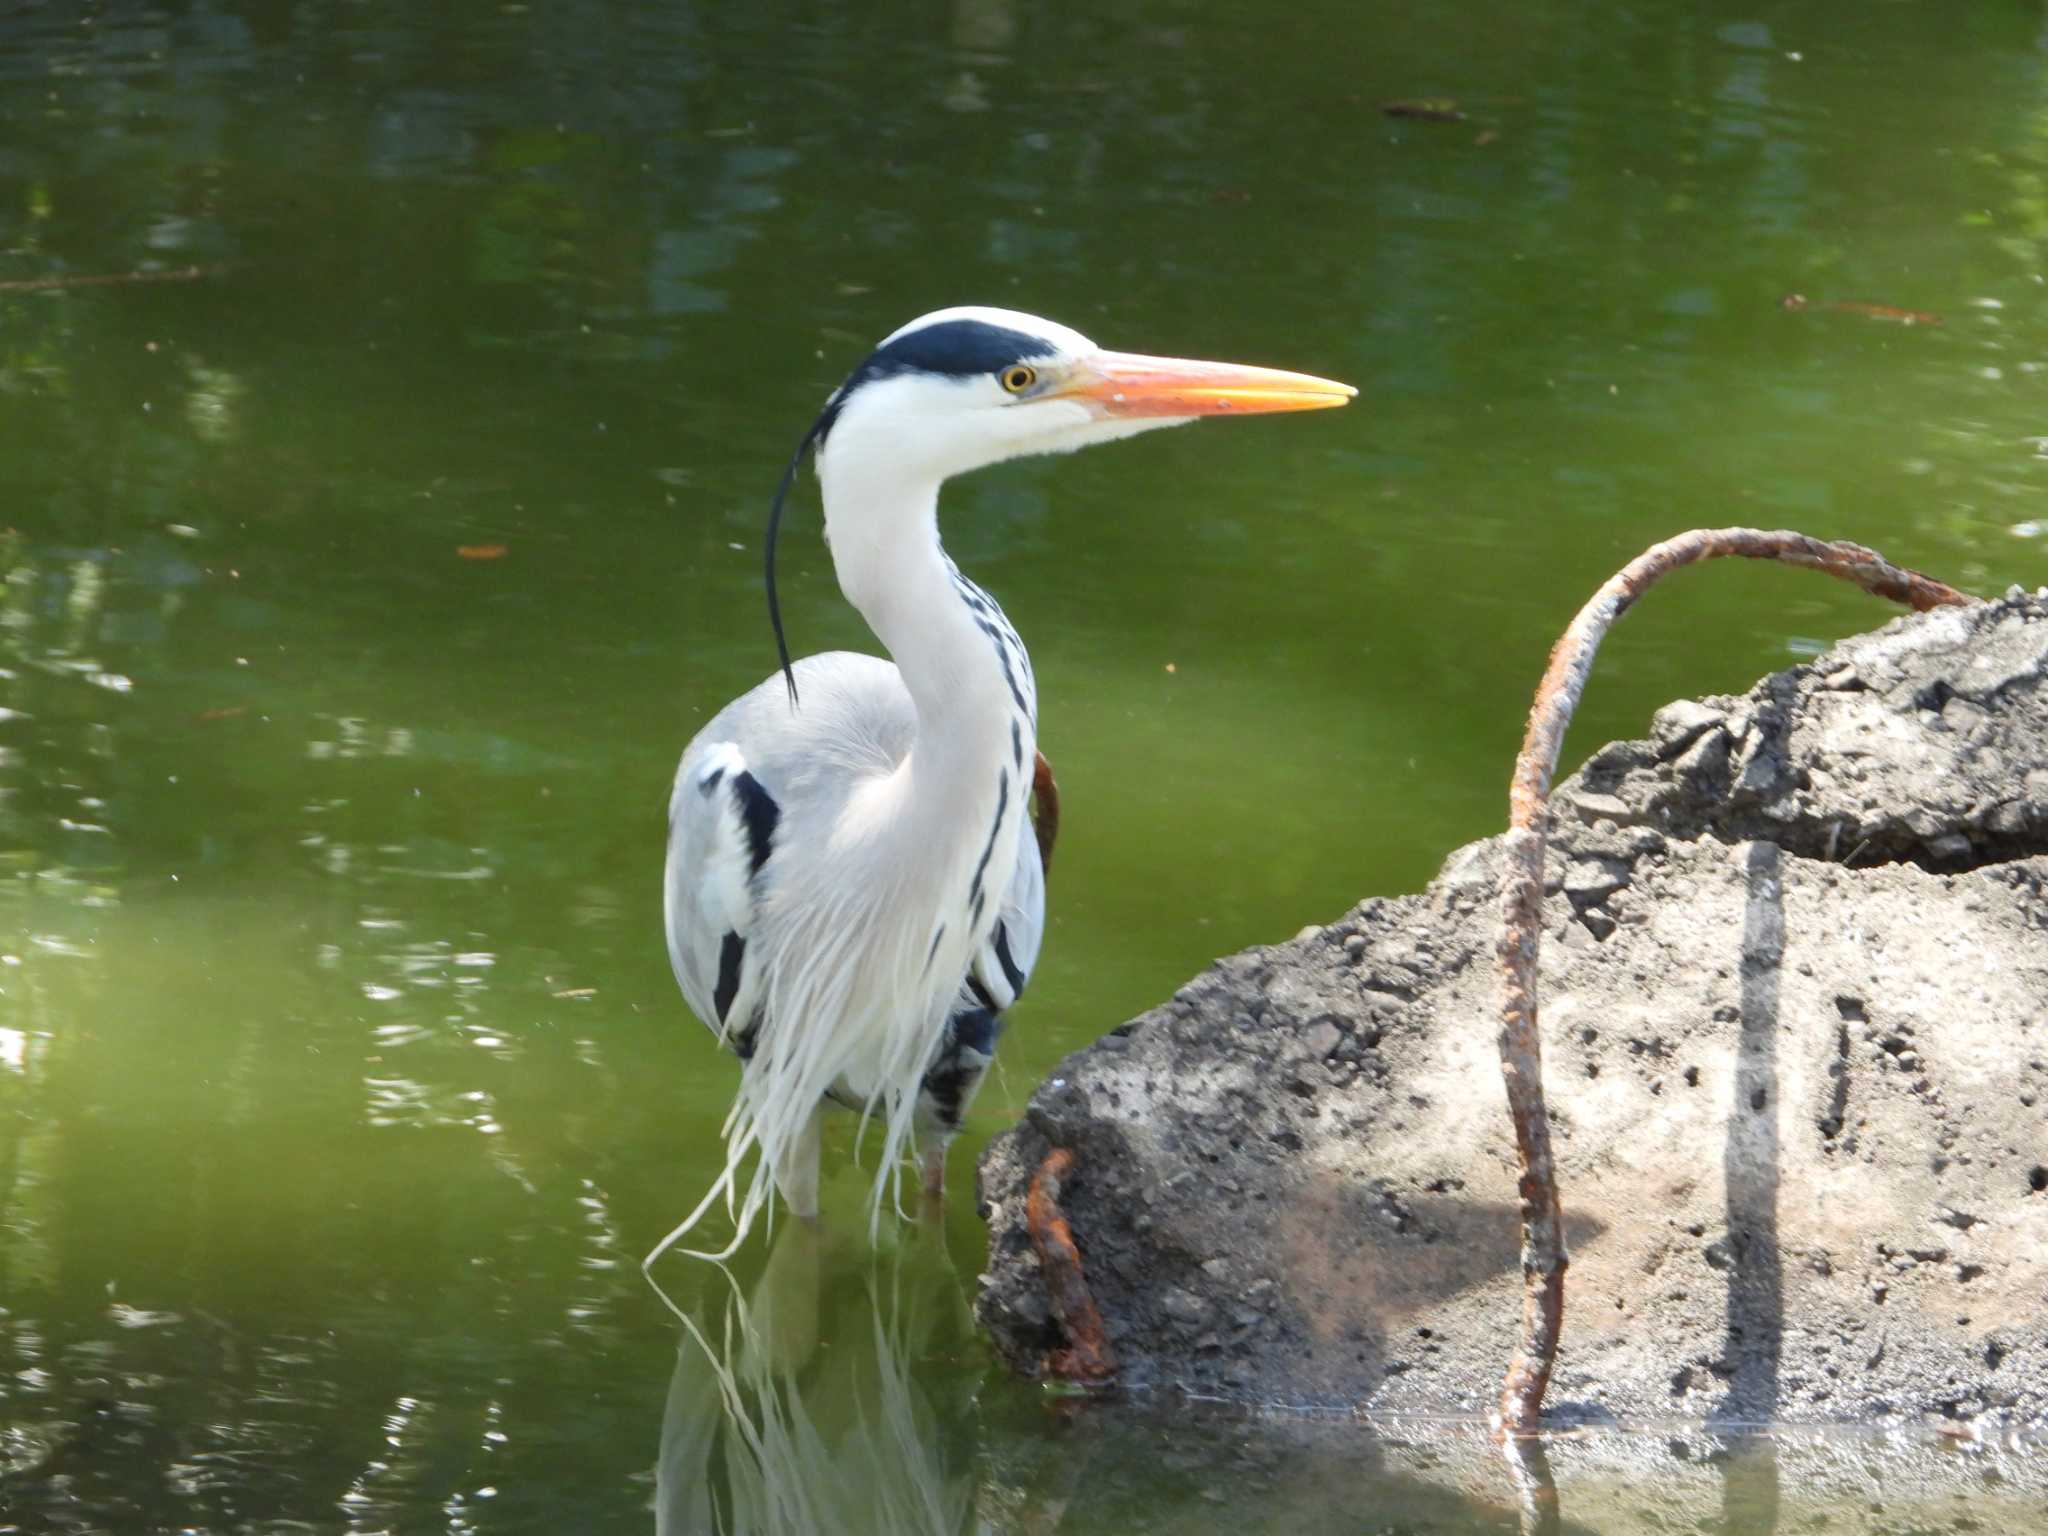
3, 0, 2047, 1530
654, 1224, 1541, 1535
654, 1225, 2045, 1535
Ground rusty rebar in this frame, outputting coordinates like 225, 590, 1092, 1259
1500, 1430, 1561, 1536
1494, 528, 1972, 1434
1025, 1146, 1116, 1383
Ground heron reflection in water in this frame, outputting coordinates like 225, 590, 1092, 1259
654, 1220, 981, 1535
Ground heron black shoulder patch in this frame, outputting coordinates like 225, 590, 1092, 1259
730, 770, 779, 877
714, 930, 746, 1025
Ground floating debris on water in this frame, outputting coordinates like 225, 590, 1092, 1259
1380, 98, 1467, 122
1781, 293, 1943, 326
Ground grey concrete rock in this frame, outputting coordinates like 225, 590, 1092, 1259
977, 590, 2048, 1426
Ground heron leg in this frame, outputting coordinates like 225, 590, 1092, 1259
779, 1106, 825, 1220
917, 1139, 951, 1226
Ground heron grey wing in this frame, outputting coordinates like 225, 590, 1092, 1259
664, 739, 776, 1050
664, 651, 916, 1053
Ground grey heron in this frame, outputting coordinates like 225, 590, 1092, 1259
653, 306, 1353, 1261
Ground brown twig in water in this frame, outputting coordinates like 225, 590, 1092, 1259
1780, 292, 1942, 326
1025, 1147, 1116, 1383
1031, 750, 1061, 877
1494, 528, 1973, 1435
0, 263, 223, 294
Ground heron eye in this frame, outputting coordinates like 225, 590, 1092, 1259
999, 364, 1038, 395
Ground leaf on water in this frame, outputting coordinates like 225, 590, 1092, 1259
457, 544, 509, 560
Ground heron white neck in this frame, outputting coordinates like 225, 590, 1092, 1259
817, 451, 1036, 898
821, 463, 1025, 737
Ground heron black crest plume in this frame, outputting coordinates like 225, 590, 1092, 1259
763, 405, 835, 709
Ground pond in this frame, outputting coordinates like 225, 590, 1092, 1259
1, 1, 2044, 1531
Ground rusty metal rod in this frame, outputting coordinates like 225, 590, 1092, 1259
1025, 1146, 1117, 1383
1500, 1430, 1562, 1536
1494, 529, 1973, 1434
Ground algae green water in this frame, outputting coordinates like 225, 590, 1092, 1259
2, 2, 2045, 1531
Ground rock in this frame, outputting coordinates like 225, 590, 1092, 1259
1924, 831, 1973, 864
977, 591, 2048, 1425
1673, 724, 1731, 783
1652, 699, 1726, 757
1566, 789, 1634, 825
1562, 855, 1630, 906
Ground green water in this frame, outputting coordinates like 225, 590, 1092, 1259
3, 2, 2045, 1531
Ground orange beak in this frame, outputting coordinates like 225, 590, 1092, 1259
1061, 349, 1356, 418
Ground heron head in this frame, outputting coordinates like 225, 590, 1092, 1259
811, 306, 1356, 480
763, 307, 1354, 702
